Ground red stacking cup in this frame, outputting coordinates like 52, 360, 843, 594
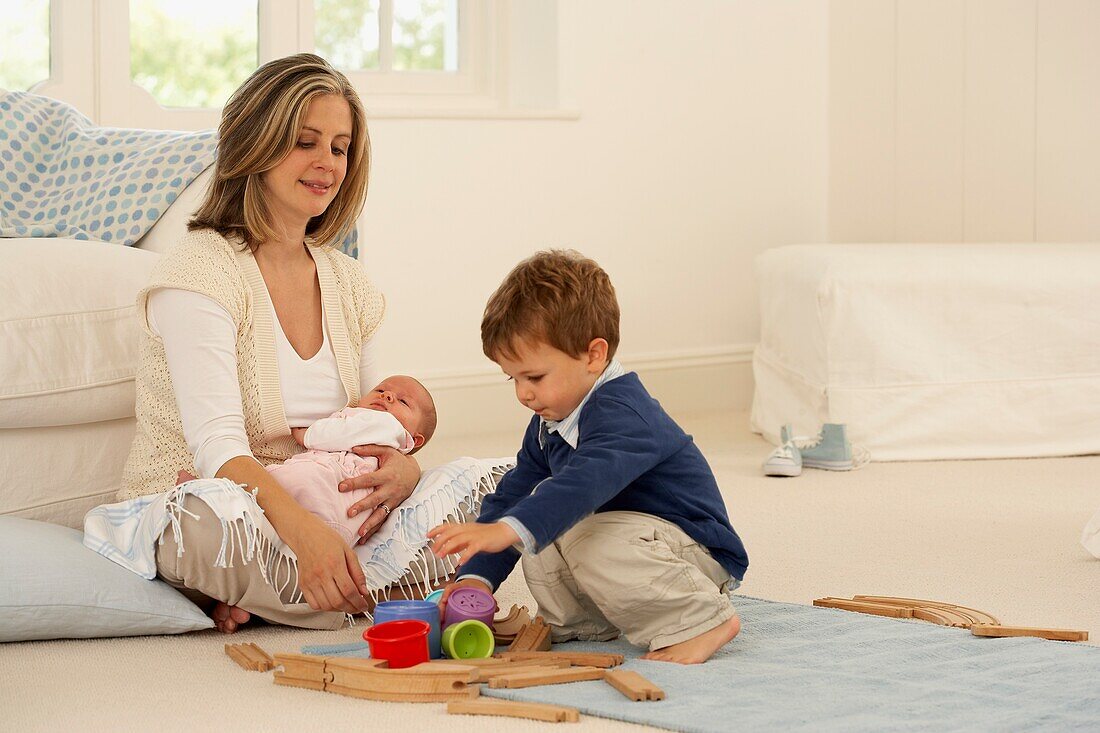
363, 619, 431, 669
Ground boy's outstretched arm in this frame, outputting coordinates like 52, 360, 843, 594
428, 521, 519, 566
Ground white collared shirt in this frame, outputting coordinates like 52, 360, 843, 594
540, 360, 626, 449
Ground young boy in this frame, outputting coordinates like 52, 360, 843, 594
429, 250, 748, 664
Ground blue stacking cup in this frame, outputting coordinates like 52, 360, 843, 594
372, 600, 442, 659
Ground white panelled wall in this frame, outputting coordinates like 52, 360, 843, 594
363, 1, 829, 436
829, 0, 1100, 243
363, 0, 1100, 438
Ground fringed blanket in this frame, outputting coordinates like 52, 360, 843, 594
83, 456, 514, 618
0, 91, 216, 245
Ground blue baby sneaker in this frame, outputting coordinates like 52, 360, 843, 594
763, 424, 802, 477
797, 423, 855, 471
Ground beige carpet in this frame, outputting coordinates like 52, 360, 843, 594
4, 410, 1098, 732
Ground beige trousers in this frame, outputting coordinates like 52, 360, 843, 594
155, 495, 347, 629
521, 511, 738, 651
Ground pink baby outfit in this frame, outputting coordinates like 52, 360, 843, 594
267, 407, 415, 545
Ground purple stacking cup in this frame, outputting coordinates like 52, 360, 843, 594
442, 587, 496, 631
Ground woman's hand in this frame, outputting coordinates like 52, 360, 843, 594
281, 510, 371, 613
339, 445, 421, 544
216, 456, 370, 614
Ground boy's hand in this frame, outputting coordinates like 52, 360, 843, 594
438, 577, 495, 620
427, 521, 520, 565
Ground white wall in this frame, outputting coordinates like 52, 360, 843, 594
829, 0, 1100, 243
362, 1, 829, 433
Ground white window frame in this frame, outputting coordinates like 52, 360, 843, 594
27, 0, 568, 130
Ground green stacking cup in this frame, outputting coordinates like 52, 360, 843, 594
441, 619, 495, 659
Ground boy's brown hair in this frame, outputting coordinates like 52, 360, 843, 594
481, 249, 620, 361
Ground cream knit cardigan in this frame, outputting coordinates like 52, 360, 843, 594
119, 229, 385, 500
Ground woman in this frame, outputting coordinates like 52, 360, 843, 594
119, 54, 420, 632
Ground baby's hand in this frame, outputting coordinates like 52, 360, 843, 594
427, 521, 519, 565
291, 427, 308, 446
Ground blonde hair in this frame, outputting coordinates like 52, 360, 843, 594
189, 53, 370, 250
481, 249, 620, 361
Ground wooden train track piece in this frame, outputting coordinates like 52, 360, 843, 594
604, 670, 665, 701
471, 663, 573, 683
812, 597, 913, 619
507, 616, 552, 652
814, 595, 1085, 641
497, 651, 625, 669
813, 596, 1000, 628
970, 624, 1088, 642
225, 643, 276, 672
852, 596, 1001, 626
422, 659, 571, 682
492, 604, 533, 644
447, 699, 580, 723
487, 665, 606, 689
910, 607, 973, 627
272, 653, 330, 691
325, 657, 479, 702
272, 654, 480, 702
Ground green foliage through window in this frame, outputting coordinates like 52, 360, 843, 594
0, 0, 50, 91
130, 0, 257, 109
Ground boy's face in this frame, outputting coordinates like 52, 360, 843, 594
361, 375, 432, 448
495, 338, 609, 422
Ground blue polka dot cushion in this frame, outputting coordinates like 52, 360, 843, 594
0, 91, 216, 246
0, 90, 358, 257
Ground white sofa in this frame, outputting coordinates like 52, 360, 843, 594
751, 243, 1100, 461
0, 168, 213, 527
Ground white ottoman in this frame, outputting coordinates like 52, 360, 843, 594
750, 244, 1100, 460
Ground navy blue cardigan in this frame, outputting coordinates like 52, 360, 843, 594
458, 372, 748, 590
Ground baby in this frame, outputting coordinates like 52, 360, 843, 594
273, 375, 437, 546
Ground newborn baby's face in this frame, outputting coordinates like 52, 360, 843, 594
361, 375, 432, 440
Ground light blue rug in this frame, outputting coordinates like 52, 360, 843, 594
477, 596, 1100, 732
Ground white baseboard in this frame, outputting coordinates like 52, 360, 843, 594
423, 344, 756, 437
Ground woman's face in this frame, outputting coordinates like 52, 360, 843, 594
262, 94, 353, 237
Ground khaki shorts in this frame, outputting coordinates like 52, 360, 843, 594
521, 510, 738, 650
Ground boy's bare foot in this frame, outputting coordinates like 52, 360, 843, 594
641, 616, 741, 664
212, 602, 251, 634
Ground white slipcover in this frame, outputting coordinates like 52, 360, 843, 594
751, 244, 1100, 460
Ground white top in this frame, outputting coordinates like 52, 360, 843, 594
148, 287, 382, 478
304, 407, 414, 453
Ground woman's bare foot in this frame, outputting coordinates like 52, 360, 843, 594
211, 603, 252, 634
641, 616, 741, 664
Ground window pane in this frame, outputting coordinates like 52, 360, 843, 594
392, 0, 457, 72
130, 0, 257, 108
0, 0, 50, 91
315, 0, 381, 71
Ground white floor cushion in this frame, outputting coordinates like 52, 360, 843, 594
0, 238, 159, 428
751, 243, 1100, 460
0, 238, 157, 527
